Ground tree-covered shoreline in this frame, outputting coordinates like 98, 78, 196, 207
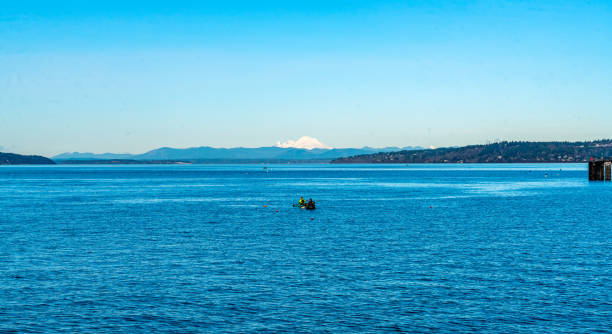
332, 140, 612, 163
0, 153, 55, 165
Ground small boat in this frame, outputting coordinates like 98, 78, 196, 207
293, 202, 316, 210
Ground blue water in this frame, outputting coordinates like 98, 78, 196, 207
1, 164, 610, 332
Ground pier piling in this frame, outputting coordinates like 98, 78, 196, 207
589, 159, 611, 181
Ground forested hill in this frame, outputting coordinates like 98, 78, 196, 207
331, 140, 612, 163
0, 152, 56, 165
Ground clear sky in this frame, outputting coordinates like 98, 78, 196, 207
1, 0, 611, 156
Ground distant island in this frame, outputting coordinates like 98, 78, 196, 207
331, 140, 612, 163
0, 152, 55, 165
55, 159, 191, 165
56, 159, 331, 164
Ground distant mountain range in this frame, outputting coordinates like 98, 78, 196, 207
11, 140, 611, 165
0, 152, 55, 165
332, 140, 612, 163
54, 146, 423, 162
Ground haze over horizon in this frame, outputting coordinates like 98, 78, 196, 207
2, 1, 611, 156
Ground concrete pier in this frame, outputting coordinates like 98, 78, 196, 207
589, 159, 612, 181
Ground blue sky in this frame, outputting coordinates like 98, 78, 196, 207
1, 1, 611, 155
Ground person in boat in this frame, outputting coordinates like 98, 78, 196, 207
306, 198, 315, 210
299, 196, 305, 206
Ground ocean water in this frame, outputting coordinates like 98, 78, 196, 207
1, 164, 610, 333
